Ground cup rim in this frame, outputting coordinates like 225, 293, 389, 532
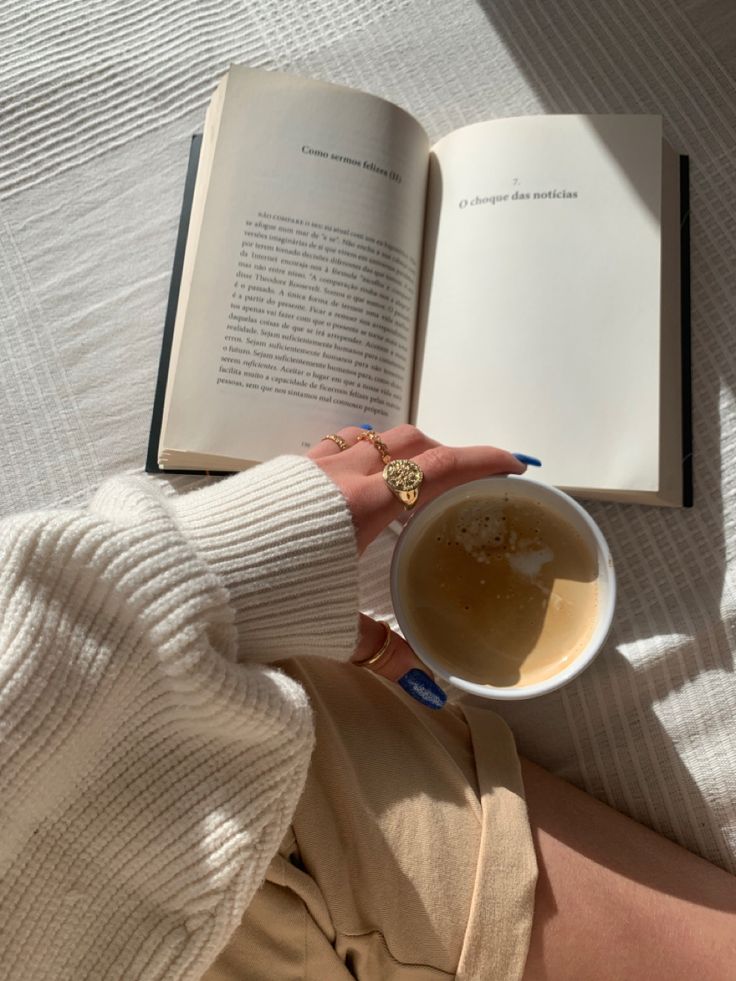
390, 476, 616, 700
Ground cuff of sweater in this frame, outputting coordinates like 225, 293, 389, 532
171, 455, 360, 663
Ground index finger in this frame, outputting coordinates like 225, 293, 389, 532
352, 425, 527, 482
411, 442, 527, 501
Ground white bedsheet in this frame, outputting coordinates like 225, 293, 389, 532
2, 0, 734, 872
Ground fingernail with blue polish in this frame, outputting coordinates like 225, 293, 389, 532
359, 423, 374, 430
398, 669, 447, 710
513, 453, 542, 467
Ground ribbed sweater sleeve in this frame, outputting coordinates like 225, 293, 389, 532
0, 455, 359, 981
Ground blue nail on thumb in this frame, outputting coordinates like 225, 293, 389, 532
398, 669, 447, 710
513, 453, 542, 467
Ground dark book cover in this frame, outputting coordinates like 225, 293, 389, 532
680, 155, 693, 507
145, 134, 230, 476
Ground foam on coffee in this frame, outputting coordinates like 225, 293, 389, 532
399, 494, 599, 687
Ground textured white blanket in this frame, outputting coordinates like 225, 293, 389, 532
2, 0, 734, 872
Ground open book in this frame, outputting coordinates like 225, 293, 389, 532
147, 65, 691, 506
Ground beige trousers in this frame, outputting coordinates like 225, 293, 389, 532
203, 657, 537, 980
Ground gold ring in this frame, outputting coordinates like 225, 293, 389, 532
383, 459, 424, 509
353, 620, 393, 667
356, 429, 391, 465
321, 433, 349, 451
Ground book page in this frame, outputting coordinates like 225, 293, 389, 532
161, 67, 429, 465
414, 115, 664, 496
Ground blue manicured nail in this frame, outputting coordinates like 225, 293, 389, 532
398, 669, 447, 710
358, 423, 374, 430
513, 453, 542, 467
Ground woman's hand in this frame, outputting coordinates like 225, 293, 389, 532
308, 424, 526, 552
308, 425, 528, 707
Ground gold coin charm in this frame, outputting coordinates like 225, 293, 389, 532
382, 459, 424, 509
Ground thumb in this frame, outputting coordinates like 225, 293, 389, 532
351, 614, 447, 710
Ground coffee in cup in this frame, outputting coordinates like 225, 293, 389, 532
390, 477, 615, 700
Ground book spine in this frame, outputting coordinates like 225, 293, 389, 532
146, 134, 229, 476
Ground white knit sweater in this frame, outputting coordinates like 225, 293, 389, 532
0, 456, 359, 980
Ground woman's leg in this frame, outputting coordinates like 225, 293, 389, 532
520, 758, 736, 981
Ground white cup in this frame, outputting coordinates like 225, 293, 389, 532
390, 476, 616, 700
